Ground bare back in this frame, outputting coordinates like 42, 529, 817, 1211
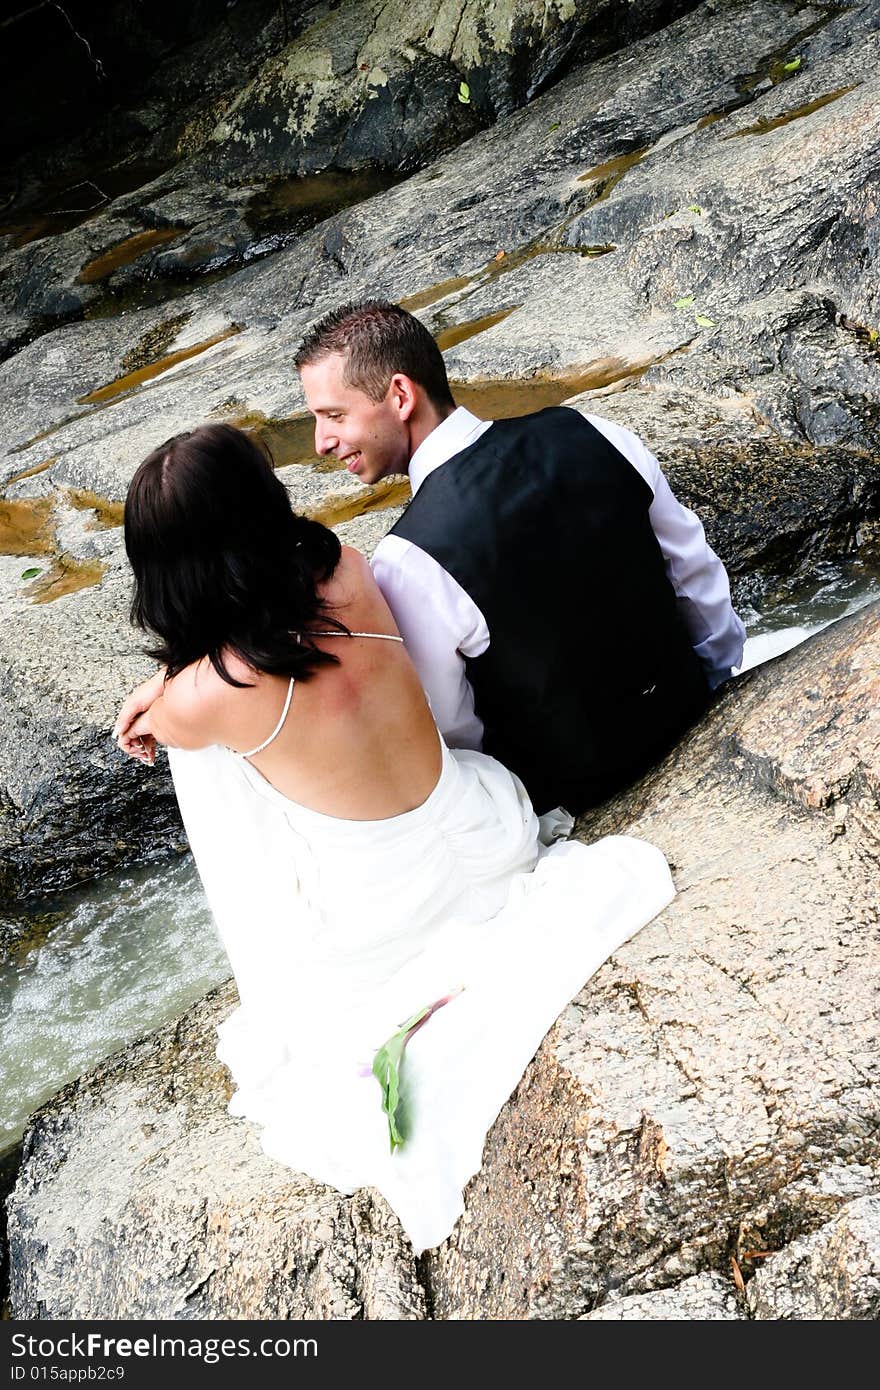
163, 547, 442, 819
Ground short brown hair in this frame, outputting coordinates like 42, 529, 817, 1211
294, 298, 455, 412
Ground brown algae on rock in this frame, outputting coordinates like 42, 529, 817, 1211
76, 229, 184, 285
308, 478, 412, 528
3, 458, 56, 489
26, 555, 106, 604
401, 245, 611, 328
452, 361, 661, 418
577, 148, 648, 200
77, 327, 241, 405
0, 498, 55, 556
65, 490, 125, 530
119, 313, 192, 377
215, 409, 322, 470
726, 86, 859, 138
435, 308, 517, 352
246, 169, 399, 237
399, 275, 475, 312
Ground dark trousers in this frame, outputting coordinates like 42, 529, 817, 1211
521, 664, 714, 816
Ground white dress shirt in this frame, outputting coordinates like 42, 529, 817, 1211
371, 406, 745, 751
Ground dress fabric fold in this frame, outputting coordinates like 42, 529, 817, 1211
168, 737, 674, 1254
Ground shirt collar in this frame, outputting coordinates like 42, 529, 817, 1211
409, 407, 493, 495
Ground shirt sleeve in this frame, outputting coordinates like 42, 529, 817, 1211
371, 534, 488, 748
585, 414, 746, 688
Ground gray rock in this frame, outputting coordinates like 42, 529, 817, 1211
0, 554, 181, 912
192, 0, 693, 181
0, 181, 263, 339
6, 603, 880, 1318
747, 1196, 880, 1319
6, 985, 425, 1320
7, 1, 878, 471
582, 1271, 742, 1318
0, 2, 692, 339
420, 603, 880, 1316
0, 1141, 23, 1308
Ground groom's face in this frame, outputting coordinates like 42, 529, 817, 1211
300, 352, 411, 485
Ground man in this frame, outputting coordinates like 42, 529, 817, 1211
294, 298, 744, 816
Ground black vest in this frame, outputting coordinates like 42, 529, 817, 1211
391, 408, 710, 813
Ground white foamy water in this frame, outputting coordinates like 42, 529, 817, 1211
738, 557, 880, 673
0, 856, 228, 1151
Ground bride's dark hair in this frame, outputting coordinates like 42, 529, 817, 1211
125, 423, 346, 686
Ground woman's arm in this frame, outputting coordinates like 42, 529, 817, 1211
113, 668, 166, 763
117, 664, 229, 761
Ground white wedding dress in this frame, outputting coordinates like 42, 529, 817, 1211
168, 687, 674, 1254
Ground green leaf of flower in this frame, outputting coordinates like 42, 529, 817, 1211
686, 204, 704, 215
457, 82, 471, 104
694, 313, 716, 327
673, 295, 695, 309
782, 57, 801, 73
372, 1006, 427, 1150
868, 328, 879, 343
372, 989, 463, 1152
21, 567, 41, 580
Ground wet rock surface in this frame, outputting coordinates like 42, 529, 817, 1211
6, 604, 879, 1318
0, 0, 693, 345
419, 602, 880, 1317
6, 985, 425, 1320
0, 551, 183, 915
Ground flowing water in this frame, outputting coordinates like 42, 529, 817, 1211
0, 857, 226, 1153
738, 552, 880, 672
1, 557, 878, 1153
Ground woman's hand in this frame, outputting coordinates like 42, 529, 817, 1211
113, 669, 165, 765
117, 710, 156, 766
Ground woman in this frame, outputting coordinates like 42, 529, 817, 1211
117, 423, 674, 1254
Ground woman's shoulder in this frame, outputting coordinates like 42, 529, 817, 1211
324, 545, 381, 607
160, 655, 256, 747
339, 544, 373, 580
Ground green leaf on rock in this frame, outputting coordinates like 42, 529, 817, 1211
695, 313, 716, 327
673, 295, 695, 309
548, 121, 560, 131
686, 204, 704, 215
21, 567, 41, 580
782, 57, 801, 73
457, 82, 471, 104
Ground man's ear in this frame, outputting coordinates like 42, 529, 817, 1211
388, 373, 418, 421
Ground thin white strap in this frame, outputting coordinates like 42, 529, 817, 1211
236, 677, 295, 758
233, 631, 400, 760
302, 630, 404, 643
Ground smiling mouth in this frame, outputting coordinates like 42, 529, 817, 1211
344, 452, 363, 474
